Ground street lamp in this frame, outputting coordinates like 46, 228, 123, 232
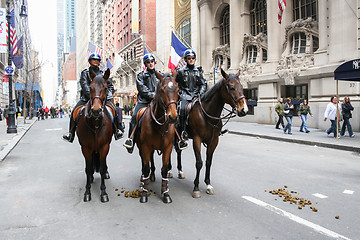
6, 0, 27, 133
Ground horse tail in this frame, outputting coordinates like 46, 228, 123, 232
92, 152, 100, 172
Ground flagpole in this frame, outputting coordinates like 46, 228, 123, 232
6, 0, 17, 133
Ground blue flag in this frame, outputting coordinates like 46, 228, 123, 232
106, 58, 113, 70
12, 36, 23, 68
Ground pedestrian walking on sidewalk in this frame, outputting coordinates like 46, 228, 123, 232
4, 105, 9, 125
298, 99, 313, 133
275, 98, 285, 129
324, 96, 339, 138
283, 98, 294, 134
0, 107, 2, 121
340, 96, 355, 137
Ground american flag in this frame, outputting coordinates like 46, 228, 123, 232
278, 0, 286, 24
6, 9, 18, 56
88, 41, 103, 56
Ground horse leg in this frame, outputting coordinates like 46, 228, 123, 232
161, 146, 172, 203
140, 149, 151, 203
204, 138, 219, 195
167, 155, 173, 178
150, 153, 156, 182
99, 145, 110, 203
82, 149, 93, 202
192, 137, 203, 198
176, 148, 185, 179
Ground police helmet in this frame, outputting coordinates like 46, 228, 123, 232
88, 53, 101, 62
183, 49, 196, 59
143, 53, 155, 64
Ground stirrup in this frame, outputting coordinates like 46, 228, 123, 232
123, 138, 133, 149
220, 129, 228, 136
62, 132, 74, 143
181, 131, 189, 141
114, 129, 123, 140
178, 140, 188, 151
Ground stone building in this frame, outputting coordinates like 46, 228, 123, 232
158, 0, 360, 131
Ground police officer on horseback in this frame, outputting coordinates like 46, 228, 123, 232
62, 53, 124, 143
176, 49, 207, 149
123, 53, 159, 153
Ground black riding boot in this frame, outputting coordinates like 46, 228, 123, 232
178, 114, 188, 150
123, 122, 135, 153
113, 112, 123, 140
63, 117, 76, 143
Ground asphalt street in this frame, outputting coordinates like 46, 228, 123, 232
0, 117, 359, 240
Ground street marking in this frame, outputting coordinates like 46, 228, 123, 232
312, 193, 328, 199
242, 196, 351, 240
45, 128, 63, 131
343, 190, 354, 195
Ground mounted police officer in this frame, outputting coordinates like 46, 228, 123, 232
62, 53, 124, 143
176, 49, 207, 149
123, 53, 159, 153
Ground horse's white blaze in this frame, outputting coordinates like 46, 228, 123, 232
243, 99, 249, 113
168, 82, 173, 88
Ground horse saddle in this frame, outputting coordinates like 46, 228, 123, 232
136, 107, 148, 124
72, 103, 116, 123
185, 97, 199, 116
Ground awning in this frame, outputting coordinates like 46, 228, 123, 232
15, 83, 41, 91
334, 59, 360, 81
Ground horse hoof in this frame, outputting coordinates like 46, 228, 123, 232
100, 194, 109, 203
162, 193, 172, 203
150, 174, 156, 182
105, 172, 110, 179
192, 191, 201, 198
140, 193, 148, 203
206, 185, 216, 195
167, 170, 173, 178
83, 194, 91, 202
178, 171, 185, 179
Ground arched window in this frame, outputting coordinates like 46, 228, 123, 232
220, 5, 230, 45
293, 0, 317, 21
177, 18, 191, 46
250, 0, 267, 36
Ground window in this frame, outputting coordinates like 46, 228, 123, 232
290, 32, 306, 54
220, 6, 230, 45
293, 0, 317, 21
177, 18, 191, 46
244, 88, 258, 115
250, 0, 267, 36
247, 46, 257, 64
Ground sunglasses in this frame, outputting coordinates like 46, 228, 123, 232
145, 60, 155, 64
186, 57, 196, 60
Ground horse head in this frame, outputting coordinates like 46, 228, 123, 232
220, 68, 248, 117
88, 68, 109, 119
154, 70, 179, 124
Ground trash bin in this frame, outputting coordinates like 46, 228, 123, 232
17, 116, 24, 127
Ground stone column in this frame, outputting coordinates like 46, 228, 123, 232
314, 0, 328, 65
198, 0, 213, 73
229, 0, 242, 72
266, 0, 281, 64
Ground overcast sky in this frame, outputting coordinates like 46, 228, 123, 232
28, 0, 57, 106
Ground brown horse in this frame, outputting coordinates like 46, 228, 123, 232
173, 68, 248, 198
76, 68, 113, 203
135, 72, 179, 203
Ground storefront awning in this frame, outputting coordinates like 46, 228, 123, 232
334, 59, 360, 81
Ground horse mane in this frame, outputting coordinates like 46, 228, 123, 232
202, 78, 224, 102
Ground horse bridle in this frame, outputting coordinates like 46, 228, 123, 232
197, 81, 245, 128
150, 97, 178, 126
88, 94, 106, 119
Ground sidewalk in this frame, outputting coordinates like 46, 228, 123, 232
0, 117, 37, 161
226, 121, 360, 153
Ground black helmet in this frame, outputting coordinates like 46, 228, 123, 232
88, 53, 101, 62
183, 49, 196, 59
143, 53, 155, 64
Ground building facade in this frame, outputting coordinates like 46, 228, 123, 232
103, 0, 157, 107
173, 0, 360, 131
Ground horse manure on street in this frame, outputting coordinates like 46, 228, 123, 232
114, 187, 153, 198
266, 186, 318, 212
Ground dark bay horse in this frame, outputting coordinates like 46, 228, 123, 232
76, 68, 113, 202
134, 72, 179, 203
173, 68, 248, 198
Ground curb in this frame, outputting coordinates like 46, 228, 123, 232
229, 130, 360, 153
0, 119, 37, 161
